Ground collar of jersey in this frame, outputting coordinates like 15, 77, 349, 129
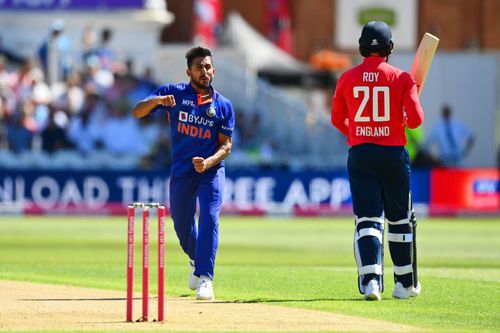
186, 83, 219, 106
363, 56, 386, 65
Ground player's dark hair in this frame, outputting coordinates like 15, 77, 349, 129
359, 44, 393, 58
185, 46, 213, 68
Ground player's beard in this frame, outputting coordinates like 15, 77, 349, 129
191, 76, 212, 91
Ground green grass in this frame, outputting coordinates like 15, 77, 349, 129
0, 216, 499, 332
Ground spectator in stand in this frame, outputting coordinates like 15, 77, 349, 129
105, 59, 154, 111
259, 139, 277, 168
82, 54, 114, 96
5, 108, 33, 153
20, 67, 52, 105
0, 33, 26, 65
9, 59, 34, 101
96, 28, 116, 72
105, 59, 146, 104
81, 85, 108, 132
18, 68, 53, 133
0, 56, 16, 118
13, 99, 38, 135
124, 73, 153, 107
80, 26, 98, 68
423, 105, 475, 167
53, 72, 85, 116
37, 19, 72, 86
237, 111, 263, 162
101, 98, 142, 157
66, 91, 102, 155
136, 113, 166, 169
40, 104, 70, 153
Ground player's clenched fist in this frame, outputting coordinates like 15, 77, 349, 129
158, 95, 176, 107
192, 157, 207, 173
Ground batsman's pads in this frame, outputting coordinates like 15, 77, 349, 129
354, 216, 384, 294
387, 208, 418, 288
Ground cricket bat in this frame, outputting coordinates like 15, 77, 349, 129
410, 33, 440, 95
407, 34, 439, 289
405, 33, 439, 160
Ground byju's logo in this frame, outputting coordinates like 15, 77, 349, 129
179, 111, 188, 122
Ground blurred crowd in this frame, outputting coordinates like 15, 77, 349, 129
0, 20, 173, 170
0, 19, 282, 171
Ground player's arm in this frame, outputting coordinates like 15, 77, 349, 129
402, 75, 424, 129
192, 133, 232, 173
331, 79, 349, 136
132, 95, 176, 118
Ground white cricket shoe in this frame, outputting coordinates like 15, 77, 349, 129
364, 279, 381, 301
393, 282, 421, 299
196, 275, 214, 301
189, 260, 199, 290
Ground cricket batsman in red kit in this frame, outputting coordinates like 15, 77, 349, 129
331, 21, 424, 301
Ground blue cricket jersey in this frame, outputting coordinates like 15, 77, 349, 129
146, 83, 235, 176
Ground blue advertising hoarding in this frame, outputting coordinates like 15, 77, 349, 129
0, 169, 430, 215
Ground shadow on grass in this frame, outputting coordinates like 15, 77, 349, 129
19, 296, 157, 301
209, 298, 369, 303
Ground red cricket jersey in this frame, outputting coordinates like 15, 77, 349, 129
331, 56, 424, 147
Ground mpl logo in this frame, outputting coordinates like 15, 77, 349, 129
179, 111, 188, 122
182, 99, 195, 107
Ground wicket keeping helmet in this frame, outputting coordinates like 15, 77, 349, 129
359, 20, 393, 50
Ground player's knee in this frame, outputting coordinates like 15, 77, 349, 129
354, 217, 385, 292
354, 217, 384, 275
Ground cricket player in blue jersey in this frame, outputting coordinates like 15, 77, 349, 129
132, 46, 234, 301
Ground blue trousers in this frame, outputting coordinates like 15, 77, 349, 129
348, 144, 410, 220
348, 144, 415, 288
169, 166, 224, 280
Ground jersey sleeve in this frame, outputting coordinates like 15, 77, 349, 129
143, 84, 173, 114
401, 73, 424, 129
219, 99, 235, 137
331, 76, 349, 137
